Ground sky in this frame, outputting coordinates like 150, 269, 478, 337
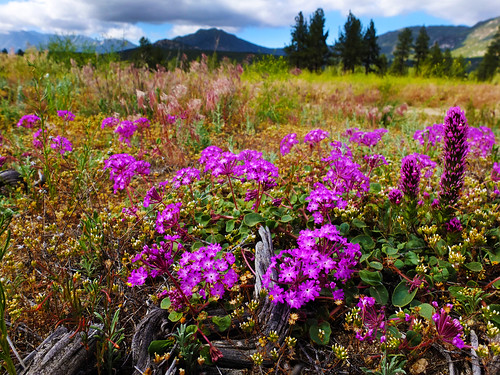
0, 0, 498, 48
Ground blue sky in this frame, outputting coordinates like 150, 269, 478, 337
0, 1, 497, 47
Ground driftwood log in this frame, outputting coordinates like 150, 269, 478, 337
18, 325, 99, 375
131, 226, 291, 374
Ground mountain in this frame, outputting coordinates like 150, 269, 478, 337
167, 28, 285, 55
378, 16, 500, 58
0, 30, 136, 53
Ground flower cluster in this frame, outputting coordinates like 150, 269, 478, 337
323, 154, 370, 197
177, 243, 237, 300
399, 154, 421, 200
431, 301, 466, 349
304, 128, 330, 145
50, 135, 73, 155
263, 224, 361, 309
115, 120, 138, 145
101, 116, 120, 129
128, 235, 182, 286
413, 123, 444, 148
439, 106, 469, 207
172, 167, 201, 189
364, 154, 388, 170
306, 182, 346, 224
32, 128, 47, 149
103, 153, 150, 193
280, 133, 299, 155
155, 202, 182, 234
57, 110, 75, 122
17, 114, 40, 128
468, 126, 495, 158
344, 128, 388, 147
134, 117, 150, 129
445, 217, 463, 232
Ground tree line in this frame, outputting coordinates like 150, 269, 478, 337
285, 9, 500, 81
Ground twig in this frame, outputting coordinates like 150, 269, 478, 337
470, 329, 481, 375
433, 344, 455, 375
6, 334, 25, 369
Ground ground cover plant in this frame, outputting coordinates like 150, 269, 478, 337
0, 50, 499, 374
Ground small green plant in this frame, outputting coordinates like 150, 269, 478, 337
92, 308, 125, 375
362, 354, 407, 375
0, 210, 16, 375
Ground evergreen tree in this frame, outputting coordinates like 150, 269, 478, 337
1, 48, 7, 54
334, 11, 364, 72
390, 28, 413, 75
285, 12, 309, 69
414, 27, 430, 74
477, 26, 500, 81
362, 20, 380, 74
307, 8, 330, 71
442, 49, 453, 76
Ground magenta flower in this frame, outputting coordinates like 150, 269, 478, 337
304, 128, 329, 145
445, 217, 462, 232
128, 267, 148, 286
280, 133, 299, 155
356, 296, 386, 343
492, 162, 500, 182
101, 116, 120, 129
32, 128, 46, 149
115, 120, 138, 145
413, 123, 444, 148
364, 154, 388, 169
17, 114, 40, 128
177, 243, 237, 300
306, 182, 346, 224
468, 126, 495, 158
431, 302, 467, 349
345, 128, 388, 147
103, 153, 150, 193
57, 110, 75, 121
134, 117, 151, 129
172, 167, 201, 189
155, 202, 182, 234
263, 224, 361, 309
439, 107, 469, 207
50, 135, 73, 155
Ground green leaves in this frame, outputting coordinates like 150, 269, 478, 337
392, 281, 417, 307
212, 315, 232, 332
359, 270, 382, 286
243, 212, 264, 227
309, 321, 331, 345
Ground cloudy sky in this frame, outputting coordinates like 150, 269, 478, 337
0, 0, 498, 47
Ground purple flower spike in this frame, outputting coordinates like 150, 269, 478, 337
399, 154, 421, 200
280, 133, 299, 155
388, 188, 403, 205
439, 107, 469, 208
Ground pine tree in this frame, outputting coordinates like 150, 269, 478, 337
414, 27, 430, 74
307, 8, 330, 71
285, 12, 309, 69
390, 28, 413, 75
477, 26, 500, 81
334, 11, 364, 72
362, 20, 380, 74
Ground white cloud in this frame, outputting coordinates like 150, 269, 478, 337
0, 0, 497, 37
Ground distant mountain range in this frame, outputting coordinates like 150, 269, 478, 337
2, 15, 499, 59
0, 30, 136, 53
378, 16, 500, 58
